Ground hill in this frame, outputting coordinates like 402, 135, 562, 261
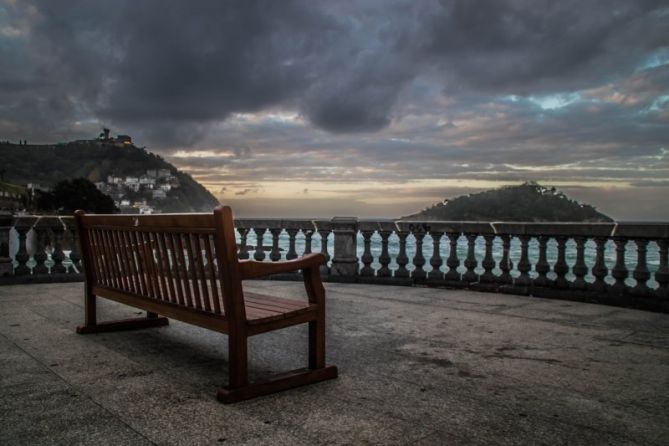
0, 139, 219, 213
403, 183, 612, 222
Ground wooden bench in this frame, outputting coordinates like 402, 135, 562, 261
74, 205, 337, 403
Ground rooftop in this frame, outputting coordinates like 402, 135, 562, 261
1, 281, 668, 445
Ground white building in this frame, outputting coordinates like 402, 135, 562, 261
152, 189, 167, 200
139, 176, 155, 188
124, 177, 140, 192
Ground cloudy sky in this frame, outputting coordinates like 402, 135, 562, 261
1, 0, 668, 219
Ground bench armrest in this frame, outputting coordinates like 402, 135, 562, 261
239, 253, 326, 280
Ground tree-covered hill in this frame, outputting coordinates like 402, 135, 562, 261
0, 140, 219, 212
404, 183, 612, 222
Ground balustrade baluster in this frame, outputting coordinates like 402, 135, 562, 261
14, 223, 31, 276
631, 239, 650, 296
412, 230, 427, 280
515, 235, 531, 287
553, 236, 569, 289
304, 229, 313, 254
317, 229, 331, 275
497, 234, 512, 285
51, 223, 67, 274
360, 230, 374, 276
0, 215, 11, 277
395, 231, 409, 278
377, 230, 392, 277
610, 237, 628, 295
67, 220, 81, 273
32, 220, 50, 275
478, 235, 495, 283
655, 239, 668, 299
444, 232, 461, 281
572, 236, 588, 290
254, 227, 266, 261
269, 228, 282, 261
286, 228, 299, 260
428, 231, 444, 280
238, 228, 250, 260
317, 230, 330, 260
462, 234, 478, 283
533, 236, 550, 287
590, 237, 608, 293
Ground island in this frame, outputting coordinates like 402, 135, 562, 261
403, 182, 612, 222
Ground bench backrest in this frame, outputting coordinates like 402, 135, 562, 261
74, 206, 246, 320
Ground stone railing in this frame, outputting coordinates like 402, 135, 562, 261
0, 214, 82, 283
354, 220, 668, 312
1, 214, 667, 312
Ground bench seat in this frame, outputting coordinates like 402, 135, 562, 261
243, 292, 317, 325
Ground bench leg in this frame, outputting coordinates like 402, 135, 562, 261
76, 311, 168, 334
84, 288, 97, 327
227, 331, 249, 389
217, 315, 337, 404
309, 315, 326, 369
217, 366, 338, 404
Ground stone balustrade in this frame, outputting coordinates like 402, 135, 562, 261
354, 220, 668, 312
0, 214, 82, 283
1, 213, 667, 312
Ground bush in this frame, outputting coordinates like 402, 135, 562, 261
35, 178, 118, 214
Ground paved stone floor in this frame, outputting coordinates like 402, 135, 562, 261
1, 281, 668, 445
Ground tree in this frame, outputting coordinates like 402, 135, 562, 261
35, 178, 118, 214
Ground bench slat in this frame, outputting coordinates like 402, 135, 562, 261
116, 230, 135, 294
88, 229, 105, 286
194, 234, 212, 312
134, 232, 148, 295
102, 229, 121, 289
184, 233, 203, 310
154, 232, 173, 304
122, 231, 140, 294
168, 233, 186, 306
96, 229, 112, 288
131, 230, 149, 297
80, 213, 215, 229
245, 293, 307, 307
144, 231, 161, 299
204, 234, 222, 314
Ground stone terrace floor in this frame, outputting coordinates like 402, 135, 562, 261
1, 281, 668, 446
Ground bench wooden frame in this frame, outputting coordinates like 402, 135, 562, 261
74, 205, 337, 403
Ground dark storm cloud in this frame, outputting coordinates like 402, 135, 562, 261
2, 0, 667, 143
421, 0, 669, 93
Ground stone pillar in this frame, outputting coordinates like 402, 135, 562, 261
0, 213, 13, 277
330, 217, 359, 278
